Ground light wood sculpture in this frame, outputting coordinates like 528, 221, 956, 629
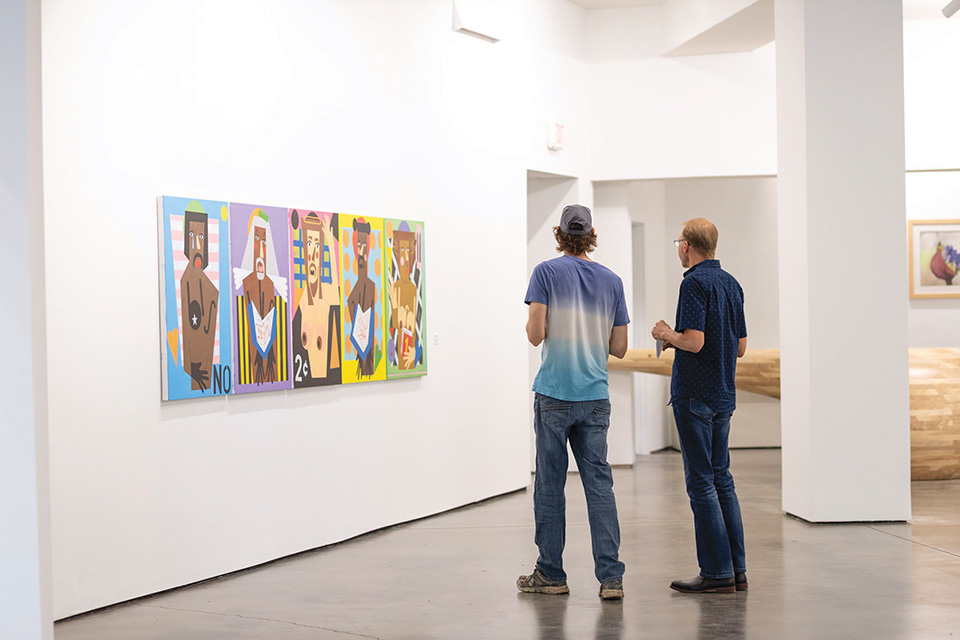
609, 348, 960, 481
908, 349, 960, 480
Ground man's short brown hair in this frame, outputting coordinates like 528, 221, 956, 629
681, 218, 718, 258
554, 226, 597, 255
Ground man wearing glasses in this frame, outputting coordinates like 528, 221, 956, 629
652, 218, 748, 594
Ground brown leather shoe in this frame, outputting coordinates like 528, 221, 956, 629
670, 575, 736, 594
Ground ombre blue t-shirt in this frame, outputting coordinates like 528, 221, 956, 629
525, 255, 630, 401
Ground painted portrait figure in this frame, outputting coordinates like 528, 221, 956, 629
180, 201, 219, 391
291, 210, 342, 386
233, 207, 289, 389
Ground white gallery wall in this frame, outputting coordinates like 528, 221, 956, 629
905, 171, 960, 347
898, 19, 960, 346
662, 178, 780, 352
584, 10, 960, 182
1, 1, 52, 637
524, 0, 592, 179
904, 19, 960, 171
589, 194, 638, 464
593, 180, 673, 454
40, 0, 600, 619
586, 7, 778, 181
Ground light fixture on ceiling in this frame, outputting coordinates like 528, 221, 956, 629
944, 0, 960, 18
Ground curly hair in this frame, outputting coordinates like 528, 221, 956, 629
554, 226, 598, 255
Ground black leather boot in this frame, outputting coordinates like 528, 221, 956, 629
735, 572, 748, 591
670, 575, 736, 593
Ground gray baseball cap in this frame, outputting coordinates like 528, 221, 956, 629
559, 204, 592, 235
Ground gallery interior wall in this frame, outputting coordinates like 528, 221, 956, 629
38, 0, 960, 620
586, 12, 960, 458
905, 171, 960, 347
584, 10, 960, 182
40, 0, 576, 619
2, 0, 52, 637
586, 7, 778, 181
871, 18, 960, 347
594, 180, 674, 454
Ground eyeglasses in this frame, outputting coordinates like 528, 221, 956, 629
674, 238, 688, 247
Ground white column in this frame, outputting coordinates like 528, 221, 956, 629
775, 0, 911, 522
0, 0, 52, 636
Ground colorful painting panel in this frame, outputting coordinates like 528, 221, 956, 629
229, 202, 293, 393
909, 219, 960, 299
289, 209, 343, 387
158, 196, 234, 400
385, 219, 427, 378
340, 214, 387, 383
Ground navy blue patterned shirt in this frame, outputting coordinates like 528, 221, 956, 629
670, 260, 747, 412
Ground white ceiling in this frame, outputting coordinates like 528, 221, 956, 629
903, 0, 954, 19
566, 0, 665, 9
568, 0, 952, 21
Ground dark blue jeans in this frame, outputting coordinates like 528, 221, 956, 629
533, 393, 625, 583
673, 397, 746, 579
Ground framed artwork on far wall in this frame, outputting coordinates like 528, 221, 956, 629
909, 219, 960, 299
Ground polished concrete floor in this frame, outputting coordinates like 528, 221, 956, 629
56, 450, 960, 640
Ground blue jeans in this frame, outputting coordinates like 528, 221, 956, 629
533, 393, 625, 583
673, 397, 746, 579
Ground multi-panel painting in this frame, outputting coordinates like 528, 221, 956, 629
157, 197, 424, 400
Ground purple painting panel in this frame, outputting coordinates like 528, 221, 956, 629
229, 202, 293, 393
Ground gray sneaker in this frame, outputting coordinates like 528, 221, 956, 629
516, 567, 570, 595
599, 577, 624, 600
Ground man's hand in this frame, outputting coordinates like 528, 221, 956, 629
651, 320, 674, 342
652, 320, 704, 353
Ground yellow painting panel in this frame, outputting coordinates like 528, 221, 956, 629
339, 214, 386, 383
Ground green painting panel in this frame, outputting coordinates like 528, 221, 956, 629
384, 219, 427, 378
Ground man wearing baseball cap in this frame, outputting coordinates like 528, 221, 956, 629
517, 204, 630, 600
